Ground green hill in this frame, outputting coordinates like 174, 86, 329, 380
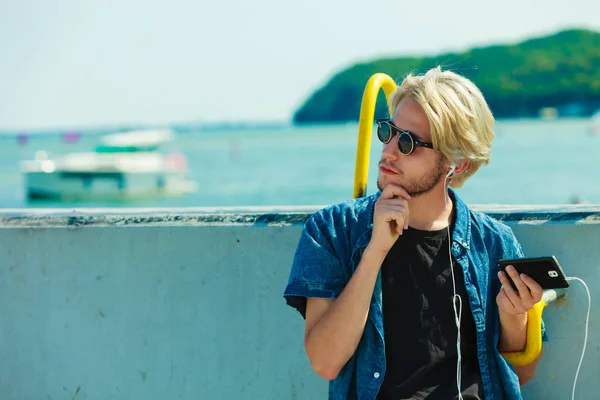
293, 29, 600, 123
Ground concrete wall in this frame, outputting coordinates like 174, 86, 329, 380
0, 205, 598, 400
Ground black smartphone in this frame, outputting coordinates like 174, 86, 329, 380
498, 255, 570, 289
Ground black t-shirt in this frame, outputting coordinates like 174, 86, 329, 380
376, 226, 484, 400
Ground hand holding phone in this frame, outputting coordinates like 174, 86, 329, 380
496, 255, 568, 316
498, 256, 569, 290
497, 266, 543, 316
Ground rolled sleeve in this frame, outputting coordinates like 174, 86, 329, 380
283, 213, 348, 318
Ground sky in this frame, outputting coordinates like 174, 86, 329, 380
1, 0, 599, 130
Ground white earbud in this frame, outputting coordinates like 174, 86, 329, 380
446, 164, 456, 178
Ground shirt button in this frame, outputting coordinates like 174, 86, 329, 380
374, 372, 380, 379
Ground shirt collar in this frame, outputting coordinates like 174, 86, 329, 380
357, 188, 471, 250
450, 188, 471, 250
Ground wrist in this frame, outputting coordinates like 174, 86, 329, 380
499, 309, 528, 325
362, 244, 389, 265
498, 311, 528, 352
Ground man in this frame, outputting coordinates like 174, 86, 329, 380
283, 67, 546, 399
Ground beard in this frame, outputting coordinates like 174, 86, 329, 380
377, 156, 446, 197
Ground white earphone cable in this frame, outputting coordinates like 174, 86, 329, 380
445, 169, 463, 400
564, 276, 591, 400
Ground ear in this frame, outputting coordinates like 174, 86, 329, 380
449, 160, 470, 177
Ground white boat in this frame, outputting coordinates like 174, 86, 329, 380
21, 129, 197, 200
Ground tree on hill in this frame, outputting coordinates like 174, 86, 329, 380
293, 29, 600, 123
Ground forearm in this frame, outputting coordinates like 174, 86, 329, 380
499, 311, 542, 385
496, 262, 544, 384
498, 311, 528, 352
305, 246, 386, 377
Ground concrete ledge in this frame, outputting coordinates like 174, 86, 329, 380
1, 204, 599, 228
1, 205, 598, 399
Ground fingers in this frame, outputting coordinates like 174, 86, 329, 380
498, 270, 526, 313
504, 265, 530, 295
497, 286, 517, 313
376, 194, 409, 231
383, 210, 406, 236
521, 274, 544, 303
498, 265, 544, 313
379, 198, 407, 207
378, 185, 411, 231
381, 184, 411, 201
377, 204, 407, 216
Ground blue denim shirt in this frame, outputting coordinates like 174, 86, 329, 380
284, 189, 547, 400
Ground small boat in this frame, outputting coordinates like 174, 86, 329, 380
21, 129, 197, 200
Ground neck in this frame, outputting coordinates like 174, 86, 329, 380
407, 184, 454, 231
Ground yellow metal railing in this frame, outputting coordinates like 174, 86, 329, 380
353, 72, 560, 367
500, 288, 566, 366
352, 73, 397, 199
501, 299, 547, 366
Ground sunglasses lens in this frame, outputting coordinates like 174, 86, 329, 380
398, 133, 414, 155
377, 122, 392, 143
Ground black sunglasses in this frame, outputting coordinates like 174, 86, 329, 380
376, 119, 434, 155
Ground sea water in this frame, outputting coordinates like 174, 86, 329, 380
1, 118, 598, 208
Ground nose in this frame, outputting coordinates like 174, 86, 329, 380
381, 133, 399, 161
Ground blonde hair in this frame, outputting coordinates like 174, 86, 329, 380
388, 67, 495, 188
